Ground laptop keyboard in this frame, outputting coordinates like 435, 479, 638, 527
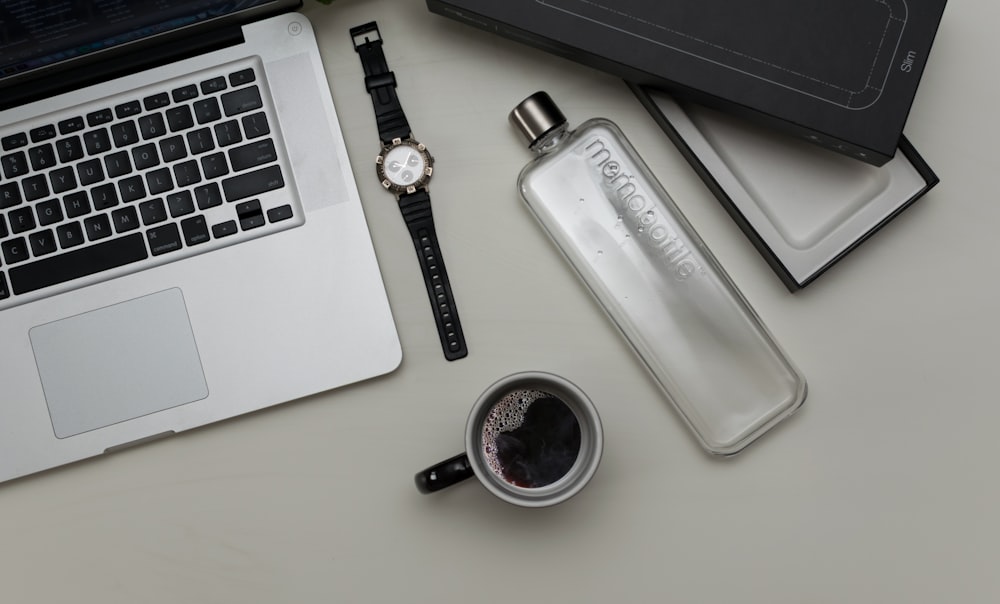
0, 60, 302, 310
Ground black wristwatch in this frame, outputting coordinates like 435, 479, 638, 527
350, 21, 468, 361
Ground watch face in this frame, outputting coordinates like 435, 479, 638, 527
377, 139, 433, 194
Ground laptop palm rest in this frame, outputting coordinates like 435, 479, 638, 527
30, 288, 209, 439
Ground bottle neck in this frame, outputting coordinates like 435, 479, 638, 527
530, 123, 570, 155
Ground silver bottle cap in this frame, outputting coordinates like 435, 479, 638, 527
509, 91, 567, 147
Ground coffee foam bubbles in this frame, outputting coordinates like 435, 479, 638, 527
481, 389, 550, 479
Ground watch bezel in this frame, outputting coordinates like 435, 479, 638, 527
376, 138, 434, 195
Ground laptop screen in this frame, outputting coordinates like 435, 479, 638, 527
0, 0, 292, 84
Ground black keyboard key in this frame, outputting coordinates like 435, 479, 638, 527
2, 151, 27, 178
159, 135, 187, 162
118, 175, 145, 203
91, 183, 118, 210
214, 120, 243, 147
195, 183, 223, 209
212, 220, 238, 238
240, 214, 265, 231
49, 167, 77, 194
222, 165, 283, 202
201, 76, 227, 94
229, 139, 276, 171
112, 206, 140, 233
2, 132, 28, 151
58, 116, 85, 134
56, 221, 85, 249
1, 183, 22, 208
29, 125, 57, 143
173, 160, 201, 187
181, 215, 210, 246
166, 105, 194, 132
145, 167, 173, 195
0, 273, 9, 299
229, 68, 256, 86
200, 153, 228, 179
56, 136, 84, 163
104, 151, 132, 178
236, 199, 264, 231
166, 191, 195, 217
28, 229, 57, 257
147, 223, 182, 256
28, 144, 56, 170
267, 204, 294, 223
21, 175, 49, 201
172, 84, 199, 102
84, 214, 112, 241
83, 128, 111, 155
63, 191, 91, 218
0, 214, 6, 238
111, 121, 140, 147
138, 113, 167, 139
86, 108, 113, 127
241, 112, 270, 139
77, 159, 104, 186
193, 98, 221, 124
36, 199, 63, 226
132, 143, 160, 170
186, 128, 214, 154
8, 206, 35, 234
221, 86, 263, 116
8, 232, 147, 295
115, 100, 142, 119
2, 237, 29, 264
139, 198, 167, 225
143, 93, 170, 110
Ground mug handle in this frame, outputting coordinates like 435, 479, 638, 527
415, 453, 475, 493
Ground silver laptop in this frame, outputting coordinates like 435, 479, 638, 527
0, 1, 401, 483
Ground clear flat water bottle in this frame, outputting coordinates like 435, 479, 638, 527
510, 91, 806, 455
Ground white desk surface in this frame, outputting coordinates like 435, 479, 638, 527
3, 1, 998, 602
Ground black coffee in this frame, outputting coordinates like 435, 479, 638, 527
481, 389, 582, 488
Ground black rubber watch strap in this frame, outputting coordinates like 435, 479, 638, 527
350, 22, 412, 144
398, 190, 468, 361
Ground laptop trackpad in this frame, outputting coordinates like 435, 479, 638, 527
30, 288, 209, 439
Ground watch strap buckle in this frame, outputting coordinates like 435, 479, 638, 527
350, 21, 382, 50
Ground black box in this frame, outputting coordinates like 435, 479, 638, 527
633, 86, 939, 291
427, 0, 947, 166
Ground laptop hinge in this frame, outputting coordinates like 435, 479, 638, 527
1, 25, 245, 111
